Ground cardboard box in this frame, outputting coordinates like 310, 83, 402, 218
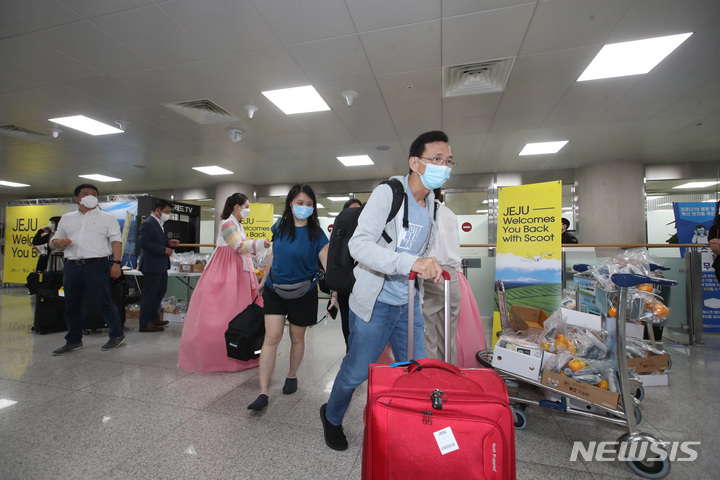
162, 312, 186, 323
541, 370, 619, 410
637, 373, 669, 387
508, 305, 549, 332
627, 353, 669, 374
125, 309, 140, 319
561, 308, 602, 331
180, 263, 204, 273
492, 338, 544, 381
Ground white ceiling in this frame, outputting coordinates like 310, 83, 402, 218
1, 0, 719, 199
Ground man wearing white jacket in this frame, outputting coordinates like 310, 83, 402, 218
321, 131, 452, 451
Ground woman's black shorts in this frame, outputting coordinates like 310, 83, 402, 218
262, 284, 319, 327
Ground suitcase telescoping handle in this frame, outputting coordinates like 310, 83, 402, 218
407, 270, 452, 362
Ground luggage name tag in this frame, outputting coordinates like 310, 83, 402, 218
433, 427, 459, 455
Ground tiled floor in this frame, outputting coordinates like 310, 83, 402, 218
0, 286, 718, 480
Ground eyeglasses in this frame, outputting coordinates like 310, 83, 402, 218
419, 156, 457, 168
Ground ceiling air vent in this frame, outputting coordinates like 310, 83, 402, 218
0, 124, 53, 142
165, 99, 239, 124
442, 58, 515, 97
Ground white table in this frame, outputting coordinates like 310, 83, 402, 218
122, 269, 202, 300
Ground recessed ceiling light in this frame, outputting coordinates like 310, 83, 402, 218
192, 166, 233, 176
0, 180, 30, 187
476, 209, 488, 214
79, 174, 121, 182
482, 199, 489, 204
337, 155, 374, 166
519, 141, 568, 156
577, 32, 693, 82
328, 196, 350, 202
49, 115, 124, 135
261, 85, 330, 114
673, 181, 719, 189
316, 203, 325, 209
328, 212, 340, 217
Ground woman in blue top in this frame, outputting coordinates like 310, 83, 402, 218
248, 184, 334, 411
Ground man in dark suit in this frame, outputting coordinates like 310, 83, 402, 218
138, 199, 180, 332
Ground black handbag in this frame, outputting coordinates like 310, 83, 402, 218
225, 296, 265, 361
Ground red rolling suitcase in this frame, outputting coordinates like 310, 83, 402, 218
362, 272, 516, 480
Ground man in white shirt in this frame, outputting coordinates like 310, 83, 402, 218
51, 184, 126, 355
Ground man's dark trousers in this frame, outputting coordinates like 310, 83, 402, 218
139, 272, 168, 327
63, 261, 123, 344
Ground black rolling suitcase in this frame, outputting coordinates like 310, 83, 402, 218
83, 274, 128, 332
33, 270, 66, 335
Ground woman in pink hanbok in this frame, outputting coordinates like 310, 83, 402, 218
178, 193, 271, 372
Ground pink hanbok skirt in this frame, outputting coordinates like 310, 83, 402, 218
178, 246, 261, 372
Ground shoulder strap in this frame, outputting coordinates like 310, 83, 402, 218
379, 179, 408, 243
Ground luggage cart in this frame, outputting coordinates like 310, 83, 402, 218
477, 273, 676, 479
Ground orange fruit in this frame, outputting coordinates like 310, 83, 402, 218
637, 284, 654, 292
597, 380, 609, 390
607, 305, 617, 317
568, 358, 587, 371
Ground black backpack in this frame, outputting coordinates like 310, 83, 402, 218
325, 179, 407, 295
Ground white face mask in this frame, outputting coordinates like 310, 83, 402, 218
80, 195, 98, 209
49, 223, 56, 232
160, 212, 170, 222
240, 208, 251, 219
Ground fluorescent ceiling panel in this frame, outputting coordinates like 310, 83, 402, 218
316, 203, 325, 209
49, 115, 123, 135
337, 155, 374, 166
192, 166, 234, 175
327, 196, 350, 202
261, 85, 330, 114
328, 212, 339, 217
577, 33, 693, 82
476, 209, 488, 213
673, 181, 719, 189
78, 174, 121, 182
0, 180, 30, 187
519, 141, 568, 156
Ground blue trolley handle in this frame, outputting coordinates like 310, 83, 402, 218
611, 273, 677, 288
573, 263, 591, 273
649, 263, 671, 272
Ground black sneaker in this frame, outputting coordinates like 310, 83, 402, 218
247, 394, 269, 411
52, 343, 83, 356
101, 335, 125, 351
283, 377, 298, 394
320, 403, 348, 451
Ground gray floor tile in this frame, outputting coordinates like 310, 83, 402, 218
1, 286, 719, 480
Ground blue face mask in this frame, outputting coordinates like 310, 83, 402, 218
292, 205, 314, 221
418, 160, 451, 190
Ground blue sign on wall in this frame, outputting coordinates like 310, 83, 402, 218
673, 202, 720, 332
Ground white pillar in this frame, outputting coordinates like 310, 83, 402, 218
577, 161, 645, 247
214, 182, 254, 231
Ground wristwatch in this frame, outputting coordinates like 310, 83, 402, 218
112, 260, 122, 265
